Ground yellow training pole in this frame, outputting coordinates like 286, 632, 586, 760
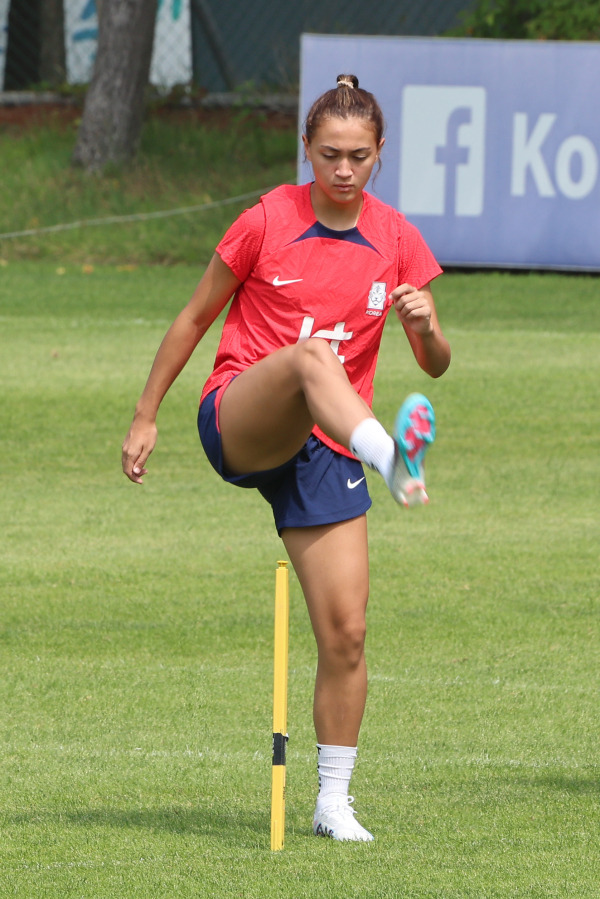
270, 560, 289, 851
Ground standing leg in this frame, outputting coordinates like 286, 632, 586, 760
282, 516, 374, 841
282, 516, 369, 746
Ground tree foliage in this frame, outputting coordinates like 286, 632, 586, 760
451, 0, 600, 41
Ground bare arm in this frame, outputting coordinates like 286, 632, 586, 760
122, 253, 241, 483
390, 282, 451, 378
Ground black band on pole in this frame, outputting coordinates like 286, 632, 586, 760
272, 732, 288, 766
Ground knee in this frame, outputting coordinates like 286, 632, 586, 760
321, 616, 367, 670
296, 336, 340, 375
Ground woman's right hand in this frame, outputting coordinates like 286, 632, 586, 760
122, 416, 158, 484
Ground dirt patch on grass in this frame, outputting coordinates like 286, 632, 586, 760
0, 102, 81, 129
0, 101, 297, 133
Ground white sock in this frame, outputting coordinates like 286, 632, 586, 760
316, 744, 357, 807
349, 417, 395, 484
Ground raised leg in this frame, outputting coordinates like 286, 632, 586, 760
218, 338, 374, 475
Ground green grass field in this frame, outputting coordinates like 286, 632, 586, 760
1, 257, 598, 897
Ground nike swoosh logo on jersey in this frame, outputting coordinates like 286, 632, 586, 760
273, 275, 303, 286
347, 477, 365, 489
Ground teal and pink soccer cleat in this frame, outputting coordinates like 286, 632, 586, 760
388, 393, 436, 507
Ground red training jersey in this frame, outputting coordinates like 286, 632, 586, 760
201, 183, 442, 458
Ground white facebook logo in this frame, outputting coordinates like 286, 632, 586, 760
399, 86, 486, 217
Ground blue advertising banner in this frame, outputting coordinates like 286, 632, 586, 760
299, 35, 600, 270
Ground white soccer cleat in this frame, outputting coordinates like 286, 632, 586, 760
313, 795, 374, 842
388, 393, 436, 507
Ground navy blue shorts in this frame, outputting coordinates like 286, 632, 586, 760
197, 387, 372, 533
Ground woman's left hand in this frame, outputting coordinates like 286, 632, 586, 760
390, 283, 434, 336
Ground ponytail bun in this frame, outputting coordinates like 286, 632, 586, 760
336, 74, 359, 89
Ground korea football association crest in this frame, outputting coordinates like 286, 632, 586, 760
366, 281, 386, 317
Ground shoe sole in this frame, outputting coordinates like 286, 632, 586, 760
394, 393, 436, 505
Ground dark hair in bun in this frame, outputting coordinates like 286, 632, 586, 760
304, 73, 385, 147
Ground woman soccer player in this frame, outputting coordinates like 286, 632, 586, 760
122, 74, 451, 842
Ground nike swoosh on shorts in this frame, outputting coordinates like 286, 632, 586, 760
347, 477, 365, 489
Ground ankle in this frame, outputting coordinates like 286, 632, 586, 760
349, 418, 394, 483
316, 743, 357, 804
316, 791, 347, 810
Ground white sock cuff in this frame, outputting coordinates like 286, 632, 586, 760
349, 417, 388, 454
317, 743, 358, 759
349, 417, 394, 483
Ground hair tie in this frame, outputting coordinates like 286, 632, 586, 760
338, 79, 355, 89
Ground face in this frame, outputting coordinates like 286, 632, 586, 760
303, 116, 384, 209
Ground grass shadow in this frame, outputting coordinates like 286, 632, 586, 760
508, 771, 600, 796
5, 804, 273, 848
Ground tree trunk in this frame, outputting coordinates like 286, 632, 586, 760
72, 0, 158, 172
